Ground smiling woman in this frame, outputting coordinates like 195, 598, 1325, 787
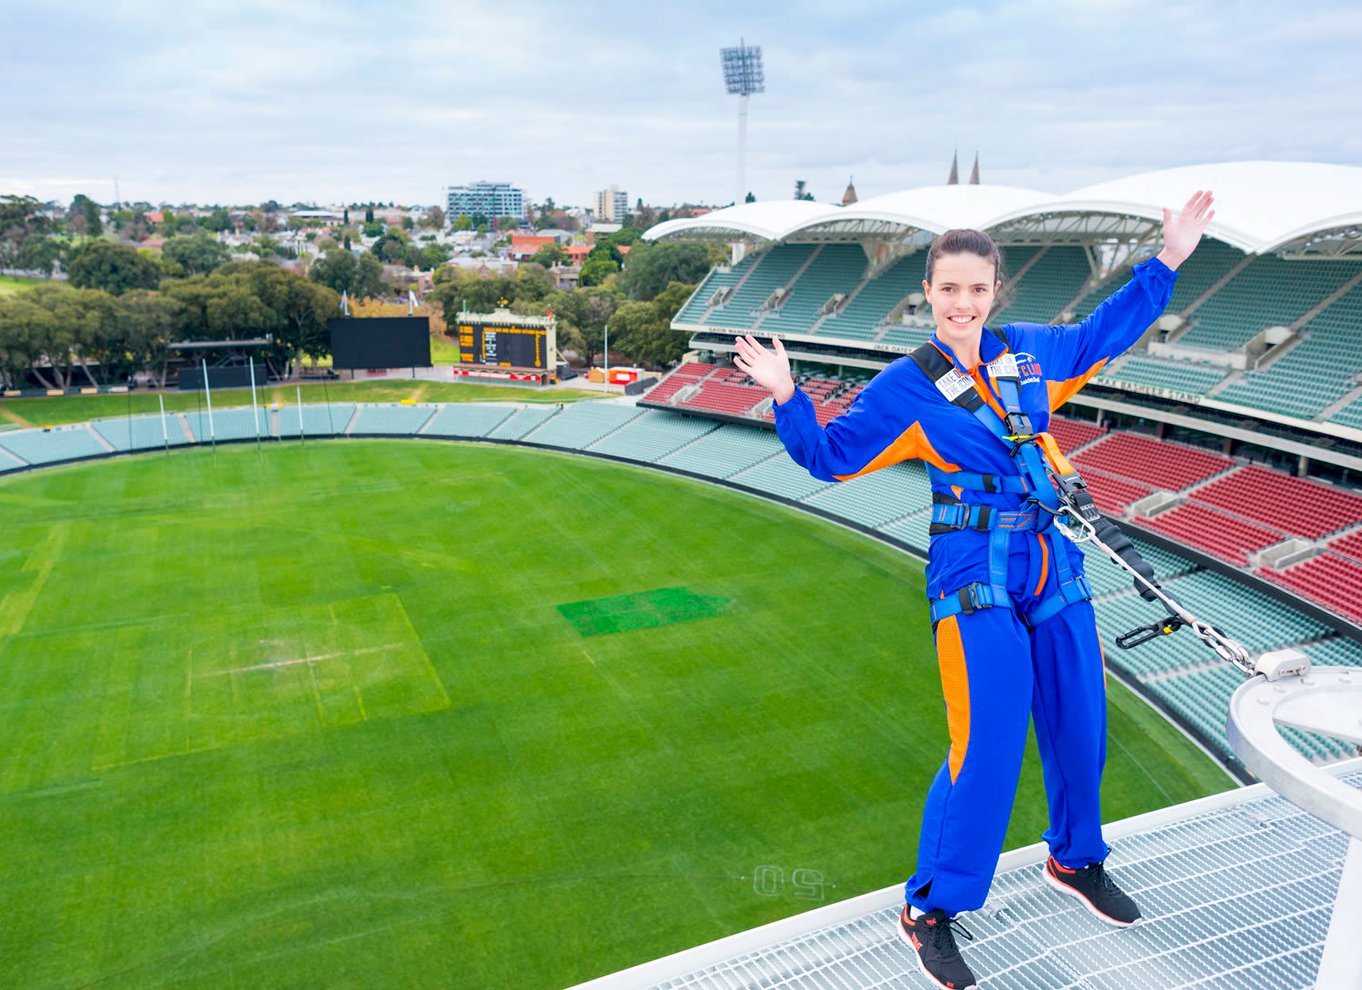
734, 193, 1218, 989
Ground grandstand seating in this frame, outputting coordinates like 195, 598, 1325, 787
1176, 255, 1357, 352
701, 244, 817, 330
729, 452, 834, 501
423, 404, 517, 438
1071, 433, 1234, 491
877, 507, 933, 552
485, 405, 557, 440
1191, 465, 1362, 539
673, 255, 760, 325
187, 406, 269, 442
656, 424, 783, 479
875, 324, 934, 349
1081, 468, 1155, 516
1330, 394, 1362, 430
92, 414, 191, 451
1135, 502, 1284, 565
0, 425, 108, 465
349, 404, 437, 435
758, 244, 866, 336
1328, 529, 1362, 564
678, 380, 765, 417
520, 402, 642, 449
821, 254, 919, 339
991, 246, 1093, 324
287, 403, 355, 438
1260, 553, 1362, 624
1098, 355, 1227, 396
587, 410, 717, 460
1159, 239, 1248, 317
1045, 415, 1105, 454
1214, 277, 1362, 419
0, 444, 24, 472
804, 462, 930, 529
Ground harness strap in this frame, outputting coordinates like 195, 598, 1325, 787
910, 334, 1093, 625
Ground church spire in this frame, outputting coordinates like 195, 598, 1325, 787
841, 175, 858, 206
947, 149, 959, 185
969, 150, 980, 185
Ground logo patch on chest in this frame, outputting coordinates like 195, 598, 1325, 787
1015, 351, 1043, 386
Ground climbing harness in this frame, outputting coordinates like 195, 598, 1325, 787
910, 334, 1257, 676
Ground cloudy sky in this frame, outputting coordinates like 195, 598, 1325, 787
3, 0, 1359, 209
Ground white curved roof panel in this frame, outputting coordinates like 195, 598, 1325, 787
799, 183, 1050, 237
646, 162, 1362, 255
644, 200, 838, 243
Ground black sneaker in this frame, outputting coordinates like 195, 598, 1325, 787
896, 905, 978, 989
1043, 855, 1142, 926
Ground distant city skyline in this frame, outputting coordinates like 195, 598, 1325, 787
3, 0, 1358, 208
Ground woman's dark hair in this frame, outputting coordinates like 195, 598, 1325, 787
925, 228, 1002, 285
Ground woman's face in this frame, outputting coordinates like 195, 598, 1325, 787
923, 252, 1000, 359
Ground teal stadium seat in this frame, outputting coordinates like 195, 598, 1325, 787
701, 244, 818, 331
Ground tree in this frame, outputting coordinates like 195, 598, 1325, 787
362, 220, 384, 238
68, 194, 103, 236
116, 290, 185, 386
67, 241, 161, 295
162, 232, 231, 275
452, 214, 473, 231
249, 235, 282, 258
744, 191, 756, 203
1, 195, 52, 268
616, 241, 720, 301
531, 243, 566, 268
202, 208, 232, 233
423, 206, 446, 229
608, 280, 692, 368
364, 206, 375, 223
578, 255, 617, 288
494, 215, 520, 232
16, 235, 64, 276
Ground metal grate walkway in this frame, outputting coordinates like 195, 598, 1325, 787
575, 767, 1361, 990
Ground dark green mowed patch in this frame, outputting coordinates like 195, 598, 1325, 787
557, 587, 732, 636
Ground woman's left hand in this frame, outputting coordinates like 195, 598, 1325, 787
1157, 190, 1215, 271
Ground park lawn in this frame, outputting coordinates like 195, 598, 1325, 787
0, 274, 40, 296
0, 442, 1232, 990
0, 378, 603, 428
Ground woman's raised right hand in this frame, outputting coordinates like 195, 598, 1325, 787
733, 334, 796, 405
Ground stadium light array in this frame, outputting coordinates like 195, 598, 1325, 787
720, 40, 764, 207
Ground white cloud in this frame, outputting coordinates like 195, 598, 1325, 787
1, 0, 1358, 206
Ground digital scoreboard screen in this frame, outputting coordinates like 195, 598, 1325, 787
457, 320, 548, 370
329, 317, 433, 370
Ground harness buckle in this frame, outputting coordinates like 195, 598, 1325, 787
1003, 412, 1033, 441
1055, 473, 1102, 525
958, 584, 985, 615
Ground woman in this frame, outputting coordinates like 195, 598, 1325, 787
734, 192, 1215, 990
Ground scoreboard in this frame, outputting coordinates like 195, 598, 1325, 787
456, 313, 554, 371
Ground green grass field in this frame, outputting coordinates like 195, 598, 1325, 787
0, 440, 1232, 989
0, 274, 40, 296
0, 379, 602, 430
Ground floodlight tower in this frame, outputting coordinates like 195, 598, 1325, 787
720, 40, 764, 207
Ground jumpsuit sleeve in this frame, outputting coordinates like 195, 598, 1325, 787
772, 360, 945, 482
1008, 256, 1178, 411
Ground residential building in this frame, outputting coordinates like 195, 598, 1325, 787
446, 181, 526, 221
594, 185, 629, 223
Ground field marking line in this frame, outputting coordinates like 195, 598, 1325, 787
306, 649, 326, 724
0, 522, 68, 637
208, 643, 405, 677
390, 595, 453, 711
577, 644, 597, 666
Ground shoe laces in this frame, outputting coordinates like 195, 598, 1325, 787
924, 912, 975, 953
1085, 861, 1120, 893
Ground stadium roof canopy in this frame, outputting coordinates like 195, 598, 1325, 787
645, 162, 1362, 256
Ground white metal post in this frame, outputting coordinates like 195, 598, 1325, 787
296, 385, 304, 441
249, 357, 260, 439
736, 92, 748, 206
158, 393, 168, 453
202, 359, 216, 443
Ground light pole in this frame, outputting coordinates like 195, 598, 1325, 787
720, 40, 764, 207
603, 319, 610, 386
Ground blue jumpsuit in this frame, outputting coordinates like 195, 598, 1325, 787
772, 257, 1177, 916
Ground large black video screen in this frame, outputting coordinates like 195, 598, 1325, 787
328, 317, 432, 370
